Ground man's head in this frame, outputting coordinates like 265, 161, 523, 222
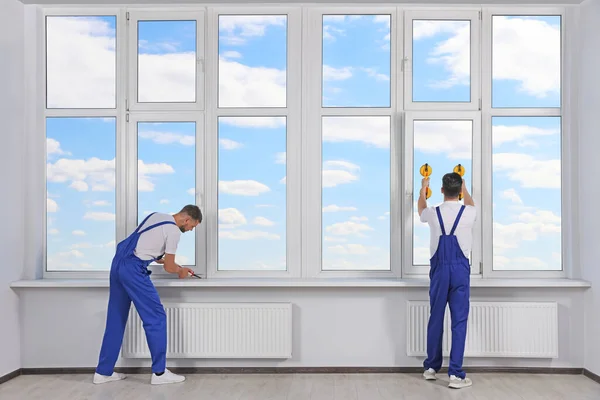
441, 172, 463, 200
173, 205, 202, 233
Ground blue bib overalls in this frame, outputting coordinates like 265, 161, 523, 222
423, 205, 470, 379
96, 212, 175, 376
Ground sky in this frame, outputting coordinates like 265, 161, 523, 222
44, 13, 562, 273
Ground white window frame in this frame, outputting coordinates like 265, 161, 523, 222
126, 10, 205, 112
403, 9, 481, 111
126, 112, 206, 278
205, 6, 302, 278
303, 7, 402, 278
481, 7, 567, 279
403, 111, 482, 277
42, 7, 127, 279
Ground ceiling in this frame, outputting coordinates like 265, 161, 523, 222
19, 0, 586, 5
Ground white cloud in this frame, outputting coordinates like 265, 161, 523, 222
70, 181, 89, 191
325, 221, 374, 236
275, 152, 286, 164
72, 230, 86, 236
83, 212, 115, 221
322, 258, 389, 271
328, 244, 370, 255
47, 198, 59, 213
324, 236, 347, 243
187, 188, 196, 196
501, 188, 523, 205
48, 228, 59, 235
219, 15, 286, 45
221, 50, 242, 59
160, 199, 169, 205
92, 200, 110, 207
493, 153, 560, 189
323, 205, 357, 213
219, 138, 244, 150
47, 138, 70, 157
350, 216, 368, 222
322, 159, 360, 188
413, 120, 473, 159
377, 211, 391, 220
219, 180, 270, 196
322, 116, 390, 148
324, 160, 360, 171
323, 65, 353, 81
47, 157, 115, 192
139, 130, 194, 146
219, 230, 280, 240
422, 22, 470, 89
493, 209, 560, 253
219, 208, 247, 228
493, 255, 549, 270
493, 125, 559, 148
253, 216, 275, 226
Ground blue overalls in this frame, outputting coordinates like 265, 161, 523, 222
96, 212, 175, 376
423, 205, 470, 379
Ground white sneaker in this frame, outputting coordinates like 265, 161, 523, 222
150, 368, 186, 385
448, 375, 472, 389
423, 368, 437, 380
93, 372, 126, 384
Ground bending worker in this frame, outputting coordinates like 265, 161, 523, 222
418, 173, 476, 389
93, 205, 202, 385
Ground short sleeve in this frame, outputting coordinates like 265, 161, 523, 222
164, 226, 182, 254
420, 207, 432, 223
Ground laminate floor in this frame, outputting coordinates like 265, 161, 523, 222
0, 373, 599, 400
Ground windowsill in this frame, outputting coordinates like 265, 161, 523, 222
10, 277, 592, 289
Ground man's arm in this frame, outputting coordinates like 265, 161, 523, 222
461, 180, 475, 207
418, 178, 429, 216
162, 253, 180, 274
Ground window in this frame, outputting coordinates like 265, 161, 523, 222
404, 10, 480, 110
207, 8, 301, 277
46, 117, 117, 271
483, 9, 563, 278
136, 120, 198, 267
404, 112, 481, 276
40, 6, 569, 280
127, 11, 205, 110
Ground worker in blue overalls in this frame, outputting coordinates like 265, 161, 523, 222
418, 172, 476, 389
93, 205, 202, 385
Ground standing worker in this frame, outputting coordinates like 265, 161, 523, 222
418, 172, 476, 389
93, 205, 202, 385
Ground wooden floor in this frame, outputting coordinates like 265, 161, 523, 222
1, 373, 599, 399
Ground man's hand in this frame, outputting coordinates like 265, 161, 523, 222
461, 179, 475, 207
178, 267, 195, 279
421, 177, 430, 189
418, 178, 429, 216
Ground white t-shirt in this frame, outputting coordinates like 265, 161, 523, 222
420, 201, 477, 259
134, 213, 182, 261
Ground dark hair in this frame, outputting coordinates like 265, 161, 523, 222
180, 204, 202, 223
442, 172, 462, 198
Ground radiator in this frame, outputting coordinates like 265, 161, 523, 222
407, 301, 558, 358
122, 303, 293, 359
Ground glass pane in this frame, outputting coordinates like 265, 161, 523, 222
218, 117, 287, 270
321, 116, 390, 271
46, 16, 116, 108
137, 122, 196, 266
412, 20, 471, 102
322, 15, 391, 107
218, 15, 287, 108
492, 16, 561, 108
492, 117, 561, 270
46, 118, 116, 271
138, 20, 197, 103
412, 120, 473, 266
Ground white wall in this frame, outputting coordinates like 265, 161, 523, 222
579, 0, 600, 378
0, 0, 25, 378
19, 287, 585, 369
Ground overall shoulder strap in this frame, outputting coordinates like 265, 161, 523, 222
435, 206, 446, 236
449, 205, 466, 236
138, 220, 176, 235
134, 212, 156, 233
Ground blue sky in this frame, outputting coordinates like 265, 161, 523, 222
45, 14, 561, 272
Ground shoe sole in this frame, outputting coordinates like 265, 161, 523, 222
448, 383, 472, 389
151, 379, 186, 385
423, 375, 437, 380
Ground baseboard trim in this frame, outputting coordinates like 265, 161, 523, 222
18, 366, 585, 375
0, 369, 22, 385
584, 368, 600, 384
1, 367, 596, 386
